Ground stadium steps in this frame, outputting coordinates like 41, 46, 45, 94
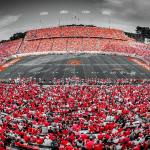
36, 40, 42, 52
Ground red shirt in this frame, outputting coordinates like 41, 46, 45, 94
86, 141, 94, 150
36, 138, 43, 145
98, 134, 103, 140
24, 135, 30, 143
94, 143, 103, 150
65, 145, 74, 150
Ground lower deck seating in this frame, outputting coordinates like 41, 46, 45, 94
52, 38, 67, 51
0, 38, 150, 65
19, 40, 40, 53
67, 38, 83, 52
0, 40, 22, 64
37, 39, 54, 52
0, 78, 149, 149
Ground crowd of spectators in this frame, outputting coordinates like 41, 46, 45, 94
52, 38, 67, 51
82, 38, 99, 51
0, 38, 150, 65
127, 42, 150, 62
19, 40, 40, 53
61, 27, 89, 38
130, 43, 150, 51
25, 27, 131, 41
148, 44, 150, 50
26, 27, 62, 40
0, 78, 149, 149
0, 40, 22, 64
18, 38, 150, 58
0, 26, 150, 65
0, 50, 8, 64
67, 38, 83, 52
37, 39, 53, 52
102, 40, 150, 63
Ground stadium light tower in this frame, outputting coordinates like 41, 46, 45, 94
39, 12, 49, 28
81, 10, 91, 25
71, 12, 79, 25
59, 10, 69, 26
101, 9, 112, 29
101, 9, 113, 51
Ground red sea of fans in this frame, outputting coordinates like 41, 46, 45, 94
0, 78, 150, 150
25, 27, 130, 40
0, 26, 150, 64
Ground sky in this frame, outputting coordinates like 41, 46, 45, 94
0, 0, 150, 40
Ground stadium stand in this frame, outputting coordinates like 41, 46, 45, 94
0, 39, 22, 64
50, 27, 62, 38
0, 78, 149, 149
82, 38, 99, 51
67, 38, 83, 52
19, 40, 40, 53
0, 50, 8, 64
61, 26, 89, 37
148, 44, 150, 50
25, 30, 38, 40
37, 39, 54, 52
52, 38, 67, 51
35, 28, 52, 39
0, 26, 150, 65
25, 26, 131, 40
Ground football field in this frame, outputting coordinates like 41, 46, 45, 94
0, 54, 149, 83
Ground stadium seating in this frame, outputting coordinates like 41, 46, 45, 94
148, 44, 150, 50
37, 39, 54, 52
0, 78, 149, 149
0, 39, 22, 64
0, 50, 8, 64
61, 26, 89, 37
0, 26, 150, 65
130, 42, 150, 51
82, 38, 99, 51
25, 27, 62, 40
25, 29, 37, 40
25, 26, 131, 40
97, 40, 150, 62
19, 40, 40, 53
52, 38, 67, 51
67, 38, 83, 52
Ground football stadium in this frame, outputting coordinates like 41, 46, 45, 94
0, 26, 150, 82
0, 1, 150, 150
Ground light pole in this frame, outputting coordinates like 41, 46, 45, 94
59, 10, 69, 26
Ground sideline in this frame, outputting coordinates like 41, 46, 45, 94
0, 58, 21, 72
129, 57, 150, 71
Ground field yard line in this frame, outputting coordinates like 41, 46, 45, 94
87, 55, 97, 78
81, 58, 87, 78
62, 64, 68, 79
94, 55, 106, 78
16, 63, 145, 66
114, 57, 129, 80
